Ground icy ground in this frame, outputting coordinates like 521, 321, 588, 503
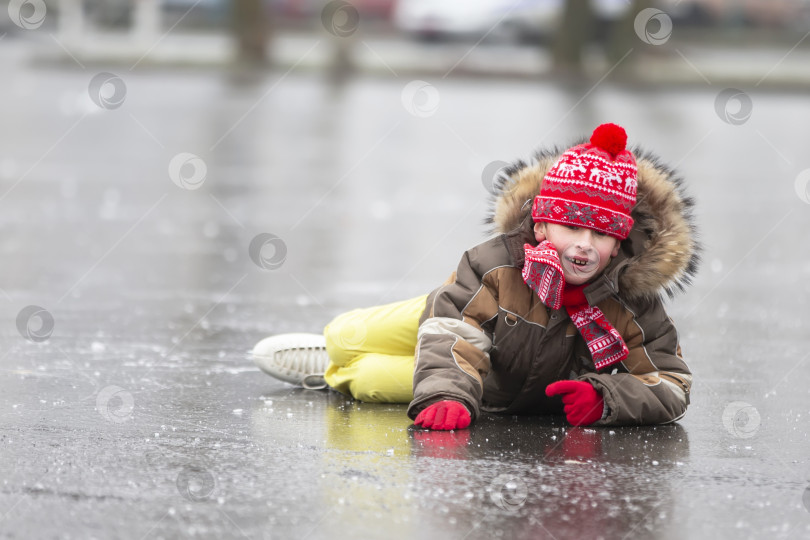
1, 54, 810, 539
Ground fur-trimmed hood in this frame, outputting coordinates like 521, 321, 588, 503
486, 142, 700, 301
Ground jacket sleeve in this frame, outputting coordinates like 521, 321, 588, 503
578, 296, 692, 426
407, 245, 501, 421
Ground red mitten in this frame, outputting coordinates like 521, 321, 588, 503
414, 400, 471, 430
545, 380, 604, 426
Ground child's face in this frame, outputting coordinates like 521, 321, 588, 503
534, 222, 620, 285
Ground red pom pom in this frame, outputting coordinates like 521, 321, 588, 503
590, 123, 627, 157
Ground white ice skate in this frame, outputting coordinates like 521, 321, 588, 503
250, 333, 330, 390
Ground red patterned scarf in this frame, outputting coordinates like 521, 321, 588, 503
522, 241, 628, 370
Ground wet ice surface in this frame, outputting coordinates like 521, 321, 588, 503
2, 57, 810, 539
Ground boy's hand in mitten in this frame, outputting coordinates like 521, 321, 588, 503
545, 380, 604, 426
414, 400, 471, 430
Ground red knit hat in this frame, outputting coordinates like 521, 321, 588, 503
532, 123, 637, 240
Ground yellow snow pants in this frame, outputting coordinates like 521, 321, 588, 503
323, 295, 428, 403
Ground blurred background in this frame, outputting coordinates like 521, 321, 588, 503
3, 1, 810, 538
2, 0, 810, 78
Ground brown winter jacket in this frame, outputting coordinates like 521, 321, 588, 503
407, 145, 700, 426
